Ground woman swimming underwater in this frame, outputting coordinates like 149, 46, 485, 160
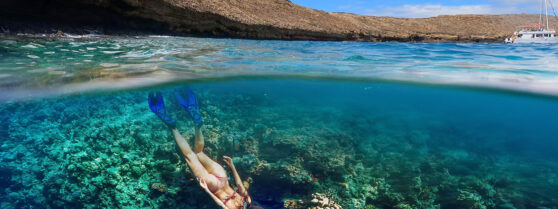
148, 89, 262, 209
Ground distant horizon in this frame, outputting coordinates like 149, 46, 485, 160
291, 0, 549, 18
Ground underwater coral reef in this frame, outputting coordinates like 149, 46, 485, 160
1, 79, 558, 209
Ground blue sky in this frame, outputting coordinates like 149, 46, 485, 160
291, 0, 544, 18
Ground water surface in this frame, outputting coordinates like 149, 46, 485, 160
1, 35, 558, 209
2, 35, 558, 101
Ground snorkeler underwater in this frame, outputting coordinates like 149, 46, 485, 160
148, 89, 261, 209
1, 1, 558, 208
2, 75, 558, 208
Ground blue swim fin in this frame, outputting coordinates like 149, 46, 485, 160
174, 89, 203, 126
148, 92, 176, 128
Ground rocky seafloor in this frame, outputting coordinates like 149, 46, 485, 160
1, 79, 558, 209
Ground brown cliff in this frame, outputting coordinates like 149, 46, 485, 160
1, 0, 557, 42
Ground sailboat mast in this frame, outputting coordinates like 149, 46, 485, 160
546, 0, 550, 30
541, 0, 544, 29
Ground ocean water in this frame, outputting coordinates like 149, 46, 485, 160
1, 35, 558, 209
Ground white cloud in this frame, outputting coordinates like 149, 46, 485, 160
369, 4, 519, 18
491, 0, 536, 6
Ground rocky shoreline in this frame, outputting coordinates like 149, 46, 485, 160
2, 0, 558, 42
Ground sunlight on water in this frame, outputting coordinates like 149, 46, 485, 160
1, 35, 558, 208
2, 35, 558, 101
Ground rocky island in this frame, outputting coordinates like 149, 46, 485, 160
1, 0, 557, 42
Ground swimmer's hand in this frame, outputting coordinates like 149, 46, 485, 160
224, 155, 248, 197
223, 156, 233, 166
199, 178, 209, 191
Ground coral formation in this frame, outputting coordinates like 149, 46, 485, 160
284, 193, 342, 209
1, 80, 558, 209
151, 183, 169, 193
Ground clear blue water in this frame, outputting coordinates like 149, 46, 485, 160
1, 35, 558, 208
2, 36, 558, 101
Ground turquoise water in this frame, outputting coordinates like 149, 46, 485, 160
2, 36, 558, 101
1, 35, 558, 208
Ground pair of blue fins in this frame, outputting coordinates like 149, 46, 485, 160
148, 89, 203, 128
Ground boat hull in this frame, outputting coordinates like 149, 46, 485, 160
511, 37, 558, 43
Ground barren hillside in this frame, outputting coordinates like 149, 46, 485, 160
1, 0, 556, 42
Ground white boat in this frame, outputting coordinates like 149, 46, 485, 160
506, 0, 558, 43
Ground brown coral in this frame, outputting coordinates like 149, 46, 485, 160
150, 183, 168, 193
284, 193, 342, 209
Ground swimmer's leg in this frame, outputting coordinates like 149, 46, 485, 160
193, 126, 227, 177
197, 152, 228, 178
194, 126, 205, 153
172, 129, 220, 189
172, 128, 194, 157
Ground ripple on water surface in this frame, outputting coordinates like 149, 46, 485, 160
2, 35, 558, 101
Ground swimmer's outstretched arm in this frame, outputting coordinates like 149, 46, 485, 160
224, 156, 247, 195
199, 178, 229, 209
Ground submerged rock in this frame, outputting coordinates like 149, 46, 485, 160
284, 193, 342, 209
151, 183, 168, 193
1, 86, 558, 208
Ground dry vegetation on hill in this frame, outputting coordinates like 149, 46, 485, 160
1, 0, 557, 42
